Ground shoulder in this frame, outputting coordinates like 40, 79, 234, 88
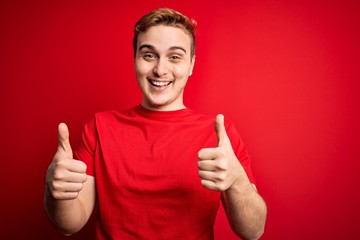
80, 107, 135, 134
185, 108, 216, 122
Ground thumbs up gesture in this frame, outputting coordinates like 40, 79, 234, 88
45, 123, 87, 200
198, 114, 249, 192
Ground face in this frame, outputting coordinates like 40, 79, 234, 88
134, 25, 195, 111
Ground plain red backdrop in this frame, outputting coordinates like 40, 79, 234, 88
1, 0, 359, 239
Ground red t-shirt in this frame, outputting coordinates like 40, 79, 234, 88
74, 105, 255, 239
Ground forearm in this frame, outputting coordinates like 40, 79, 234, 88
222, 182, 267, 240
44, 189, 89, 235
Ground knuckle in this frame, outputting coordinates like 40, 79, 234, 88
198, 170, 206, 180
217, 160, 228, 171
198, 161, 205, 170
52, 158, 67, 170
217, 148, 226, 157
217, 183, 227, 191
200, 179, 209, 187
81, 162, 87, 171
52, 190, 63, 199
75, 182, 84, 192
52, 181, 62, 191
216, 172, 227, 181
51, 188, 79, 200
52, 170, 65, 181
198, 149, 205, 158
81, 173, 87, 182
77, 159, 85, 167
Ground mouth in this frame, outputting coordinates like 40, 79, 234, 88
148, 79, 172, 88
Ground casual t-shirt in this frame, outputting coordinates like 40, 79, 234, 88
74, 105, 255, 240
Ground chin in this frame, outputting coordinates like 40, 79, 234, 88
150, 95, 170, 104
144, 99, 169, 110
151, 102, 170, 110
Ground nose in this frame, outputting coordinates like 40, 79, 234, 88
153, 58, 168, 76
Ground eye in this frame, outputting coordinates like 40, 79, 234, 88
143, 52, 157, 60
170, 55, 181, 62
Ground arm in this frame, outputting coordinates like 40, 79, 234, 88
221, 181, 267, 239
44, 123, 96, 235
198, 115, 267, 239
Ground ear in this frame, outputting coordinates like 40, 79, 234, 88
189, 55, 196, 76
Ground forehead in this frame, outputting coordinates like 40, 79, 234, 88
137, 25, 192, 52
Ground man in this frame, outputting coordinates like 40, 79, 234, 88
44, 8, 267, 240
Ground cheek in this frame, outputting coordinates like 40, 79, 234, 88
134, 63, 143, 77
174, 66, 192, 80
135, 60, 150, 77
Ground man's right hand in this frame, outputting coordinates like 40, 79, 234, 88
46, 123, 87, 200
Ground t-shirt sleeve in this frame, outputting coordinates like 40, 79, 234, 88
225, 119, 256, 184
73, 116, 97, 176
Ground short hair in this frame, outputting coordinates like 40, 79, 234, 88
133, 8, 197, 58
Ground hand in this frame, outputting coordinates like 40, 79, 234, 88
198, 114, 248, 192
45, 123, 87, 200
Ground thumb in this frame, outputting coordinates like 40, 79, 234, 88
215, 114, 230, 147
57, 123, 73, 157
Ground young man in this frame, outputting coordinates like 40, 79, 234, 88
44, 8, 267, 240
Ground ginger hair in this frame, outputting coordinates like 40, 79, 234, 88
133, 8, 197, 58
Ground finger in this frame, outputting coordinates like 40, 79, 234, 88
198, 170, 216, 181
215, 114, 230, 147
66, 173, 87, 184
58, 123, 72, 157
67, 159, 87, 174
198, 159, 227, 171
200, 179, 222, 192
198, 160, 217, 171
198, 148, 220, 160
52, 163, 87, 182
54, 181, 85, 193
64, 172, 87, 183
52, 189, 81, 200
199, 170, 227, 182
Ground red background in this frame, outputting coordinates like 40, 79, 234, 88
1, 0, 359, 239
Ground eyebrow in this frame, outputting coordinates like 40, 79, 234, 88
139, 44, 187, 54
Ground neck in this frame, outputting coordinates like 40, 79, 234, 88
141, 102, 186, 112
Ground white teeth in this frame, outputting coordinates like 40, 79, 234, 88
150, 80, 171, 87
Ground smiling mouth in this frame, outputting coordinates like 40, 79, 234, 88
148, 79, 172, 87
